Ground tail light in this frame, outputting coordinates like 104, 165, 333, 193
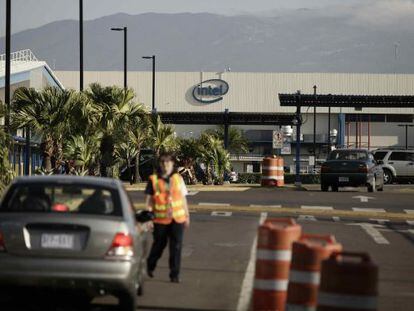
358, 164, 368, 173
0, 231, 6, 252
321, 164, 330, 173
106, 233, 134, 259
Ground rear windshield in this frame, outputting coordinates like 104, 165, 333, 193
0, 183, 122, 217
373, 151, 388, 161
328, 150, 368, 161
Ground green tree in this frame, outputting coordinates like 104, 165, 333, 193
64, 135, 100, 175
12, 87, 74, 171
207, 126, 249, 154
148, 115, 177, 161
128, 118, 150, 183
0, 101, 14, 192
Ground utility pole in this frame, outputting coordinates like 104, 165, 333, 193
142, 55, 156, 112
313, 85, 317, 158
79, 0, 84, 91
5, 0, 11, 131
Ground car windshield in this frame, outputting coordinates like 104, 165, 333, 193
328, 151, 368, 161
0, 183, 122, 216
373, 152, 388, 161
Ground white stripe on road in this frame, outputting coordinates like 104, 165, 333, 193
369, 219, 390, 225
407, 220, 414, 226
348, 223, 389, 245
404, 209, 414, 214
352, 208, 386, 213
198, 202, 230, 207
249, 204, 282, 208
211, 211, 232, 217
236, 212, 268, 311
297, 215, 317, 222
332, 216, 341, 222
301, 205, 333, 210
187, 191, 199, 196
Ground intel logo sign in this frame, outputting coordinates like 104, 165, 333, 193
192, 79, 229, 104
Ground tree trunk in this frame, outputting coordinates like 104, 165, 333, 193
41, 140, 53, 171
134, 149, 141, 184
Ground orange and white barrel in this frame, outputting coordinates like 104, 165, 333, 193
261, 157, 285, 187
253, 218, 302, 311
286, 234, 343, 311
317, 252, 378, 311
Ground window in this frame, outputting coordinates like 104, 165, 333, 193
328, 150, 368, 161
1, 183, 122, 216
389, 152, 409, 161
386, 115, 413, 123
373, 152, 387, 161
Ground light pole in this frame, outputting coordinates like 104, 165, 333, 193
142, 55, 156, 112
398, 124, 414, 150
111, 27, 128, 90
5, 0, 11, 131
79, 0, 84, 91
313, 85, 317, 158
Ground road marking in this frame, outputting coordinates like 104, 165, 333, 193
407, 220, 414, 226
369, 219, 390, 225
332, 216, 341, 222
236, 212, 267, 311
404, 210, 414, 214
352, 208, 386, 213
198, 202, 230, 207
211, 211, 232, 217
301, 205, 333, 210
297, 215, 317, 222
348, 223, 389, 245
249, 204, 282, 208
352, 196, 375, 203
187, 191, 199, 196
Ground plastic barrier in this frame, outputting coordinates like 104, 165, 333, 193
261, 157, 284, 187
317, 252, 378, 311
253, 218, 302, 311
286, 234, 343, 311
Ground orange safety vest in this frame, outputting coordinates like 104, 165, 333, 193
150, 173, 187, 224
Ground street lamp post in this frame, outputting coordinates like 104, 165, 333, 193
111, 27, 128, 90
79, 0, 84, 91
5, 0, 11, 131
398, 124, 414, 150
142, 55, 156, 112
313, 85, 317, 158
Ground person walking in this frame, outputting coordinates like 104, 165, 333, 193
145, 152, 190, 283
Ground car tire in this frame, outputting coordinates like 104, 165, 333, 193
118, 291, 137, 311
383, 169, 393, 185
368, 178, 376, 193
331, 185, 339, 192
321, 183, 329, 192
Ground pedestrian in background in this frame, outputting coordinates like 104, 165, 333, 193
145, 152, 190, 283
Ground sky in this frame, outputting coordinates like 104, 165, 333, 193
0, 0, 364, 35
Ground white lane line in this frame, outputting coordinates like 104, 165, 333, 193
332, 216, 341, 222
198, 202, 230, 207
187, 191, 199, 196
236, 212, 268, 311
407, 220, 414, 226
249, 204, 282, 208
301, 205, 333, 210
404, 210, 414, 214
369, 219, 390, 225
348, 223, 389, 245
211, 211, 232, 217
297, 215, 317, 222
352, 208, 386, 213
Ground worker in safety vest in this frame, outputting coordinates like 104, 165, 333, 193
145, 152, 190, 283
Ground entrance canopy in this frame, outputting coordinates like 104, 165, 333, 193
279, 94, 414, 108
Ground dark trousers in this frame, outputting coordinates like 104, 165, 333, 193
147, 221, 184, 278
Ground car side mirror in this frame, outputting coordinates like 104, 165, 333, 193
136, 210, 154, 223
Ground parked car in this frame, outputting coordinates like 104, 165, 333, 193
0, 176, 152, 311
373, 149, 414, 184
320, 149, 384, 192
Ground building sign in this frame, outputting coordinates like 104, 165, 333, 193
272, 130, 283, 149
192, 79, 229, 104
281, 143, 291, 155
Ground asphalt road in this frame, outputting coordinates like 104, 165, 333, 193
129, 185, 414, 214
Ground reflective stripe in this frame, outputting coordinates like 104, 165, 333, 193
254, 279, 288, 291
289, 270, 320, 285
257, 249, 292, 261
286, 304, 316, 311
262, 166, 284, 171
318, 292, 377, 310
261, 176, 284, 181
173, 209, 186, 217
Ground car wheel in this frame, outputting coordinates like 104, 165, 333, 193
331, 185, 339, 192
383, 169, 393, 184
368, 178, 376, 193
118, 291, 137, 311
321, 183, 329, 192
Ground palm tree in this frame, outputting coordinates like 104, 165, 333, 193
64, 135, 100, 175
128, 118, 149, 183
86, 83, 144, 177
207, 126, 249, 154
148, 115, 177, 161
12, 87, 74, 171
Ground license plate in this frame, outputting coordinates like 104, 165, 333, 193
41, 234, 74, 249
339, 177, 349, 182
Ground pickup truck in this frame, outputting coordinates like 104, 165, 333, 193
320, 149, 384, 192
